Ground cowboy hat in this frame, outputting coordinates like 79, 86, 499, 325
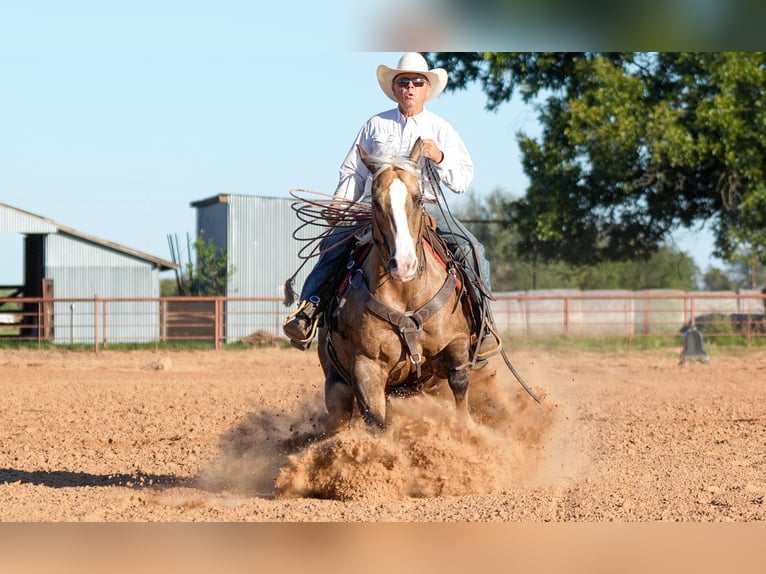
376, 52, 448, 103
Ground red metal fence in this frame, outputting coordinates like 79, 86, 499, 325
1, 291, 764, 351
491, 291, 765, 340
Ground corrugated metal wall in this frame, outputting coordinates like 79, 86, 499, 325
196, 201, 228, 250
202, 195, 310, 340
45, 233, 160, 343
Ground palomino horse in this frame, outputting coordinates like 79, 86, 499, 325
318, 138, 474, 430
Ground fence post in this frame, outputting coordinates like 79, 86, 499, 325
160, 299, 167, 346
37, 300, 43, 350
102, 299, 108, 347
643, 294, 650, 335
215, 297, 222, 351
93, 295, 100, 353
689, 294, 695, 327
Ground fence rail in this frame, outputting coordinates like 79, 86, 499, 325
1, 292, 764, 351
492, 291, 766, 340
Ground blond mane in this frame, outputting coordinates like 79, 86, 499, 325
364, 153, 420, 181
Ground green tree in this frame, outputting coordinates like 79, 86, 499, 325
170, 235, 233, 296
428, 52, 766, 275
456, 189, 518, 289
720, 185, 766, 288
703, 261, 766, 291
703, 266, 739, 291
456, 192, 700, 291
160, 278, 178, 296
575, 248, 699, 290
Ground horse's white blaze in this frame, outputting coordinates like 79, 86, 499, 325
389, 178, 418, 281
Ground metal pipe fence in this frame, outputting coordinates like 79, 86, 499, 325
1, 291, 764, 351
491, 291, 766, 340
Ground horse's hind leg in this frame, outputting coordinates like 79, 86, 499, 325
325, 369, 355, 432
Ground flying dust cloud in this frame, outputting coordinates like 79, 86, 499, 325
198, 360, 563, 501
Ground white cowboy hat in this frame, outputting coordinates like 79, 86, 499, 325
376, 52, 448, 103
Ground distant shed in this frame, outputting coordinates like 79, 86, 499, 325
0, 202, 178, 343
191, 194, 310, 340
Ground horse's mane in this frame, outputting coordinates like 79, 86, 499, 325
364, 153, 420, 181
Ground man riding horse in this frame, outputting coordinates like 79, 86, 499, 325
283, 52, 500, 362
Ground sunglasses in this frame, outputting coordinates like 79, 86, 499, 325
394, 76, 429, 88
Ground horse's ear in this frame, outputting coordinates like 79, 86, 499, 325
357, 144, 374, 172
409, 137, 423, 165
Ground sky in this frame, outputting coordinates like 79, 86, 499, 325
0, 2, 720, 285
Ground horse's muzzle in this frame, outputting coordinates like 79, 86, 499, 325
387, 257, 418, 282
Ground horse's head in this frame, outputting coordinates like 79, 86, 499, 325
358, 138, 424, 282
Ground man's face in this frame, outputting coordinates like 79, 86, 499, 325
391, 73, 431, 113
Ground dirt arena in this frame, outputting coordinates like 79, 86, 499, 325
1, 342, 765, 522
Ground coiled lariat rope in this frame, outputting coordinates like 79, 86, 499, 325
282, 189, 371, 306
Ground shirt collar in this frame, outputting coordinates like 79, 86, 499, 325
396, 107, 428, 124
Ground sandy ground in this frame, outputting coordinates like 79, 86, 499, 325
1, 343, 766, 522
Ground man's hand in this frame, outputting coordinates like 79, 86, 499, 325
323, 202, 345, 226
420, 139, 444, 164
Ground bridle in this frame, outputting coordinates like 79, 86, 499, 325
370, 165, 428, 280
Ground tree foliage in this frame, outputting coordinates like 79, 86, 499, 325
454, 191, 700, 291
428, 52, 766, 271
170, 235, 233, 296
703, 259, 766, 291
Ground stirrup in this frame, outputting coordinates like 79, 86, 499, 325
475, 320, 502, 360
283, 300, 320, 351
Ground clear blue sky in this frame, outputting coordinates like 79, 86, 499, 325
0, 2, 717, 284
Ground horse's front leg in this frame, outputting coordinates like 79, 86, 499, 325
443, 338, 473, 421
447, 363, 472, 420
324, 366, 355, 433
352, 356, 388, 430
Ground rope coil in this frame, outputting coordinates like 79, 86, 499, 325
283, 189, 372, 306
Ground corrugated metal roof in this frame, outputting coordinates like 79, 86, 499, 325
190, 194, 229, 208
0, 203, 58, 233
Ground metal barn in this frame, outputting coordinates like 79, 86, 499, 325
191, 194, 310, 340
0, 202, 178, 343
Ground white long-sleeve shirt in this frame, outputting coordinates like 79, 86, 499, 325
334, 107, 474, 202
